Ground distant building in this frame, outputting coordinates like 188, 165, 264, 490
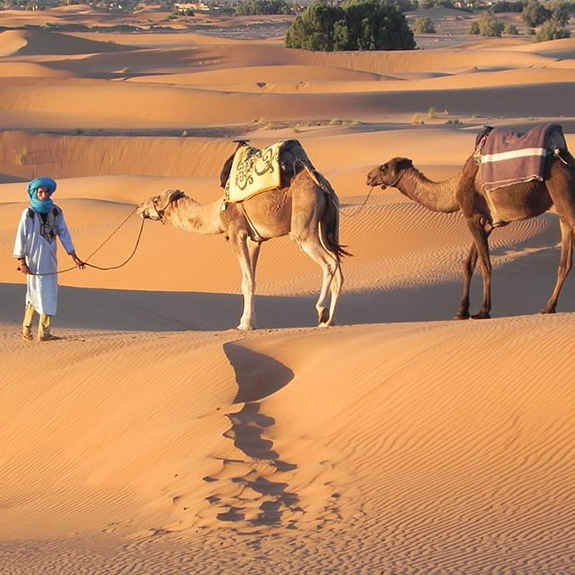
174, 1, 209, 11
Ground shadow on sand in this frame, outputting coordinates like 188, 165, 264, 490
202, 345, 299, 527
2, 260, 575, 334
2, 235, 575, 332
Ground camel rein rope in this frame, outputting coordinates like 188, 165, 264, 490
339, 186, 376, 218
20, 207, 146, 276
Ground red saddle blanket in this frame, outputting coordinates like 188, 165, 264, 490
477, 123, 565, 192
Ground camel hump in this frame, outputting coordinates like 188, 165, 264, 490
477, 123, 569, 191
476, 123, 566, 158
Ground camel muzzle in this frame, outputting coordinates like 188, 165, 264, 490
137, 211, 147, 220
366, 168, 386, 189
136, 206, 158, 220
366, 177, 386, 189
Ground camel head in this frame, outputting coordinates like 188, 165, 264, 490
366, 158, 413, 189
137, 189, 185, 222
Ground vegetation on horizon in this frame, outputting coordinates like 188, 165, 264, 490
467, 10, 505, 36
285, 0, 416, 51
413, 16, 436, 33
234, 0, 293, 15
535, 18, 571, 39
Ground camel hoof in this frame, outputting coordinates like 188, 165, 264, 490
317, 308, 329, 325
453, 313, 470, 320
236, 324, 255, 331
471, 313, 491, 320
541, 308, 556, 315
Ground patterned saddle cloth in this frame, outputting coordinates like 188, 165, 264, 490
221, 139, 313, 203
475, 123, 567, 192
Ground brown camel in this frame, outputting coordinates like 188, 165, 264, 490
366, 155, 575, 319
137, 170, 348, 330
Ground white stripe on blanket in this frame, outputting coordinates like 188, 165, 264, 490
481, 148, 547, 164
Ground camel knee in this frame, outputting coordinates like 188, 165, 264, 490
241, 277, 255, 295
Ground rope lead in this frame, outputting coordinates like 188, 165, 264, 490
20, 208, 145, 276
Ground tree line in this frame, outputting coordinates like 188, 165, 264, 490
285, 0, 415, 51
284, 0, 571, 49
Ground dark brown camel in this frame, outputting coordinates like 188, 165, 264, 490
366, 154, 575, 319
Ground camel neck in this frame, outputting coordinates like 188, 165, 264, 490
399, 169, 460, 213
167, 197, 223, 235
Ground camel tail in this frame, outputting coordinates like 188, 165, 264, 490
306, 166, 352, 260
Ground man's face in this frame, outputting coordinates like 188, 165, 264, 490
36, 187, 49, 201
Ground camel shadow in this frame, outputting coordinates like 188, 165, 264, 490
225, 342, 294, 403
2, 254, 574, 334
202, 346, 300, 528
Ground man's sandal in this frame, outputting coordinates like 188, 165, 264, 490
39, 333, 61, 342
22, 331, 34, 342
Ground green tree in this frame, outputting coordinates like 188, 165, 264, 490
535, 19, 571, 39
504, 23, 519, 34
343, 0, 415, 50
522, 0, 551, 27
547, 0, 570, 25
477, 11, 505, 36
467, 20, 480, 34
285, 3, 347, 51
285, 0, 415, 51
235, 0, 294, 15
388, 0, 418, 11
413, 17, 436, 33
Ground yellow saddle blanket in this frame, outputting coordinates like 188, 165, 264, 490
224, 142, 284, 203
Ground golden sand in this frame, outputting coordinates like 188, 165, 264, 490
1, 7, 575, 573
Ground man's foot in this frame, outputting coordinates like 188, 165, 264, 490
39, 333, 61, 342
22, 330, 33, 341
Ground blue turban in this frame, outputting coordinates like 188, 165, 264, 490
28, 177, 57, 214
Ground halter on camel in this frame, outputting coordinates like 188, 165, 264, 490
378, 165, 405, 190
149, 190, 184, 224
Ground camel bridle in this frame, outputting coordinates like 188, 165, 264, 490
150, 195, 177, 224
379, 164, 405, 190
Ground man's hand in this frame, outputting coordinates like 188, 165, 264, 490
71, 252, 85, 270
19, 261, 29, 275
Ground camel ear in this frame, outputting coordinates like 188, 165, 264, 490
396, 158, 413, 170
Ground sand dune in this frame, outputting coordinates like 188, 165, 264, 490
0, 29, 134, 57
0, 61, 73, 77
3, 79, 575, 129
1, 317, 575, 573
2, 7, 575, 575
0, 129, 483, 186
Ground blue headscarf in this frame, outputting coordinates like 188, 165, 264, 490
27, 177, 57, 214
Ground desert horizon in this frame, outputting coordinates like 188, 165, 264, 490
2, 3, 575, 574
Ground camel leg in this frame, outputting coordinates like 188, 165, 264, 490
328, 259, 344, 326
248, 239, 261, 278
543, 166, 575, 313
454, 243, 478, 320
466, 218, 492, 319
299, 235, 341, 326
231, 233, 257, 330
542, 218, 573, 314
